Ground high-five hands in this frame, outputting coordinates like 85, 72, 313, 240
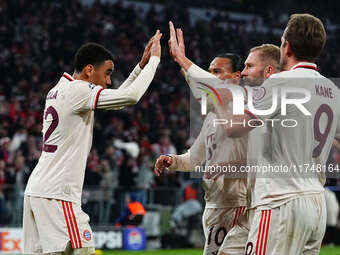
139, 30, 162, 69
168, 21, 185, 62
139, 37, 153, 69
151, 30, 162, 58
168, 21, 192, 70
140, 24, 191, 70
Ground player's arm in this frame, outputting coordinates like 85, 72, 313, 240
182, 64, 222, 102
168, 21, 192, 71
118, 37, 153, 90
168, 21, 221, 103
96, 56, 158, 109
168, 20, 217, 77
154, 152, 192, 176
96, 30, 162, 110
213, 87, 256, 137
216, 79, 282, 137
205, 158, 247, 180
214, 101, 255, 138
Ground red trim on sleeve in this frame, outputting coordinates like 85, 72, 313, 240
94, 88, 104, 110
63, 73, 74, 81
197, 82, 223, 105
244, 109, 259, 120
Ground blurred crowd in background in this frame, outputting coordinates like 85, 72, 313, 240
0, 0, 340, 225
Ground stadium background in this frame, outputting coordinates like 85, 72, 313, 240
0, 0, 339, 253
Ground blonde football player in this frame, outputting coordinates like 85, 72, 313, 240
155, 22, 279, 255
217, 14, 340, 255
218, 44, 280, 255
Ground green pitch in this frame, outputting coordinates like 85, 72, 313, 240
99, 246, 340, 255
99, 249, 202, 255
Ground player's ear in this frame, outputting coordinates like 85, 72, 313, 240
264, 65, 273, 79
83, 64, 94, 78
285, 40, 293, 58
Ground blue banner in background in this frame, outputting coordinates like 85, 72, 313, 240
123, 227, 146, 250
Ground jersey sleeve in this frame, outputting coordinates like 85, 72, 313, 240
189, 119, 207, 168
118, 63, 142, 90
168, 123, 206, 172
244, 78, 283, 121
96, 56, 160, 110
70, 81, 104, 113
184, 63, 222, 101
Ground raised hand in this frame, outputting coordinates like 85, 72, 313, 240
154, 155, 173, 176
176, 26, 185, 57
168, 21, 192, 70
139, 37, 154, 69
150, 29, 162, 58
168, 21, 182, 61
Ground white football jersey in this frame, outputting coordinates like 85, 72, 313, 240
246, 62, 340, 209
184, 64, 247, 208
25, 57, 160, 203
190, 112, 248, 208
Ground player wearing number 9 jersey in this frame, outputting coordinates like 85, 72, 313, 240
24, 31, 162, 255
216, 14, 340, 255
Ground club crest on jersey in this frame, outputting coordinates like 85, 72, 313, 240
83, 230, 92, 241
252, 87, 266, 101
88, 83, 95, 89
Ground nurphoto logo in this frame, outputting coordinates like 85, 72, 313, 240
198, 82, 312, 128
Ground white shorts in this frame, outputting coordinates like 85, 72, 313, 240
202, 206, 246, 255
23, 195, 95, 254
245, 193, 326, 255
219, 209, 249, 255
324, 188, 340, 226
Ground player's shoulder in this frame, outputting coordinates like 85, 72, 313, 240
260, 72, 288, 88
312, 72, 339, 94
269, 70, 291, 78
65, 80, 100, 97
269, 68, 317, 78
69, 80, 95, 90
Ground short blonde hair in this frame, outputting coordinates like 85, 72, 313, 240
250, 44, 280, 71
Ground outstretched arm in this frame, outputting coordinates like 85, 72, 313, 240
168, 21, 221, 104
96, 30, 162, 110
154, 152, 193, 176
118, 37, 154, 90
213, 87, 255, 137
168, 21, 192, 71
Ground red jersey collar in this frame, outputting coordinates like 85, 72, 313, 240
291, 62, 317, 71
63, 72, 74, 81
